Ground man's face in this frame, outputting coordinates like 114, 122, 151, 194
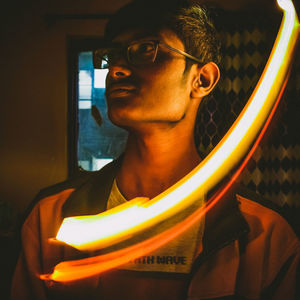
105, 28, 196, 130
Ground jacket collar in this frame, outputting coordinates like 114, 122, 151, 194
62, 158, 121, 218
191, 182, 250, 275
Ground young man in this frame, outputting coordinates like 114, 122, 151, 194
12, 1, 299, 299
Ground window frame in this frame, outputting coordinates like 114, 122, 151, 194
67, 36, 108, 177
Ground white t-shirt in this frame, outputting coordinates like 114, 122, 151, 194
106, 180, 205, 274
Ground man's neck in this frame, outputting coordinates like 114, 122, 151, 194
116, 124, 201, 200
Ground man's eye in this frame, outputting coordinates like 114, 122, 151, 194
132, 42, 155, 55
128, 42, 156, 64
138, 43, 155, 53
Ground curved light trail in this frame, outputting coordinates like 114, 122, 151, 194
41, 0, 299, 282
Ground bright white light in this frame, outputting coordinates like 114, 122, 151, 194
92, 158, 113, 170
79, 70, 92, 99
277, 0, 292, 10
79, 70, 92, 85
78, 100, 92, 109
94, 69, 108, 88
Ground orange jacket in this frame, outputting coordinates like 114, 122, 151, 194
11, 161, 300, 299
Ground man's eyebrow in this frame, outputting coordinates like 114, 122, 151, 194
113, 31, 160, 44
133, 34, 160, 41
106, 38, 158, 49
130, 37, 160, 44
130, 29, 160, 40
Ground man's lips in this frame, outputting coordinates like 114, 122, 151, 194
106, 84, 137, 97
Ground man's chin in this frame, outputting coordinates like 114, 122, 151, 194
107, 110, 131, 128
107, 110, 146, 130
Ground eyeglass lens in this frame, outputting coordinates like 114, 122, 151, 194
94, 41, 158, 69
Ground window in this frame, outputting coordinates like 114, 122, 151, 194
68, 39, 128, 174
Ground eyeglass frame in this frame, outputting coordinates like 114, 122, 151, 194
93, 40, 203, 69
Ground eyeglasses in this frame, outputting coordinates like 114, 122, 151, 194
93, 40, 203, 69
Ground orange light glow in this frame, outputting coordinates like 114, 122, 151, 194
41, 0, 299, 282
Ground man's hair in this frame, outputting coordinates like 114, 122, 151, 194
104, 0, 221, 67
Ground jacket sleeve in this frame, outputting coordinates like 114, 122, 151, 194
11, 205, 48, 300
236, 195, 300, 300
262, 234, 300, 300
10, 187, 103, 300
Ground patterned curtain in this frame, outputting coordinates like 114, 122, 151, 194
195, 10, 300, 232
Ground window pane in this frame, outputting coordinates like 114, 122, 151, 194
94, 69, 107, 88
77, 51, 128, 171
79, 70, 92, 99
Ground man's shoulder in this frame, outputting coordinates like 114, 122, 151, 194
38, 172, 94, 200
235, 187, 300, 247
232, 188, 300, 299
25, 159, 121, 221
236, 192, 287, 226
27, 171, 94, 211
20, 172, 94, 227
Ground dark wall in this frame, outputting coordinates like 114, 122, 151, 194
0, 0, 132, 214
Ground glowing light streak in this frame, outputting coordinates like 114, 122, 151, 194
56, 0, 299, 251
42, 0, 299, 282
41, 74, 288, 283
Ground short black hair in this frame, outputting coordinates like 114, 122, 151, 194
104, 0, 221, 66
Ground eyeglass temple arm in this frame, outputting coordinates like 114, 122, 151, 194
159, 41, 203, 64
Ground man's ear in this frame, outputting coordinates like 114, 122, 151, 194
191, 62, 220, 99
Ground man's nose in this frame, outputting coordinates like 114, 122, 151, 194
108, 63, 132, 79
